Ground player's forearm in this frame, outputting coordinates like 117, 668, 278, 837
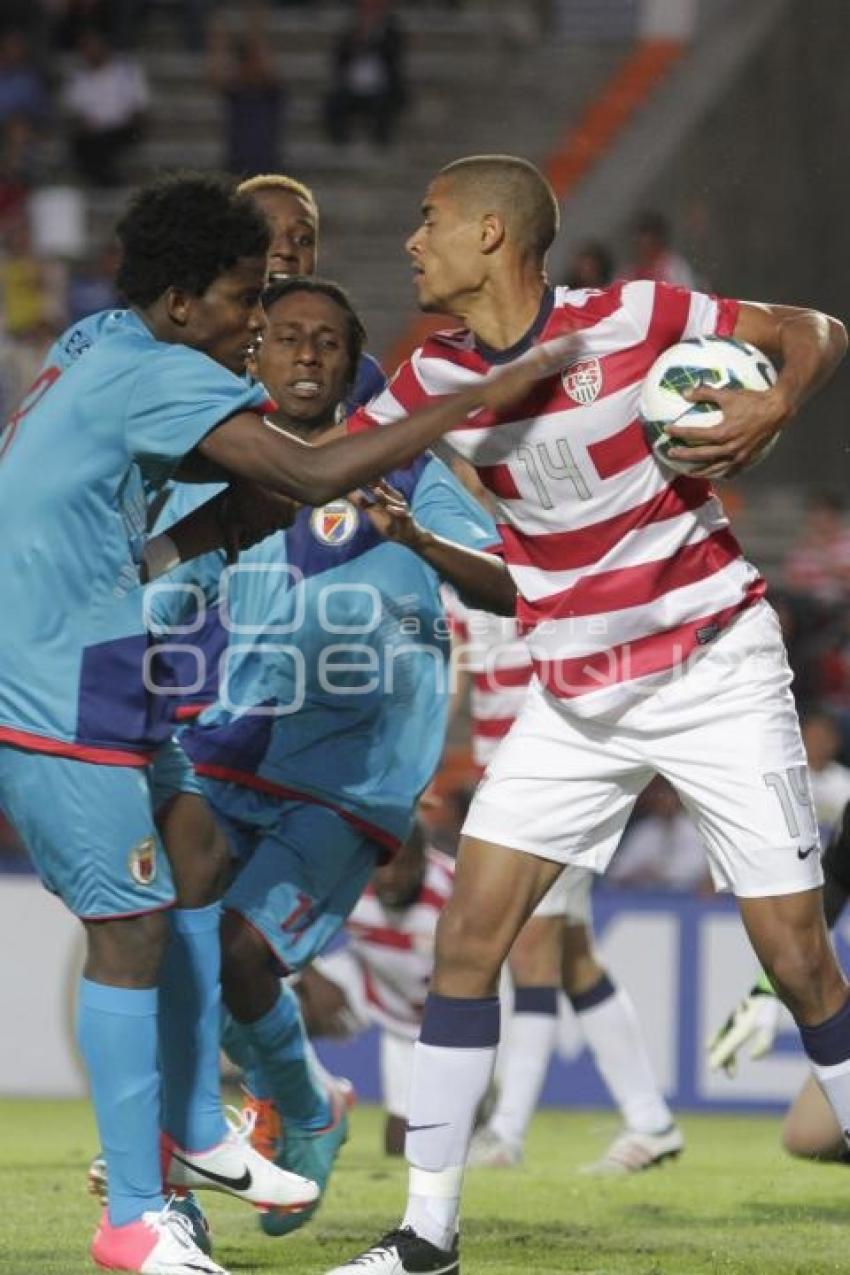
737, 304, 847, 422
412, 530, 516, 616
772, 310, 847, 416
141, 492, 230, 582
279, 387, 492, 504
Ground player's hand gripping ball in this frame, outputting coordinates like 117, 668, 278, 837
639, 336, 778, 476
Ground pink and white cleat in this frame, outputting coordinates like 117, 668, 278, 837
91, 1202, 226, 1274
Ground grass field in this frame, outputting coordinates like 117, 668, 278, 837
2, 1098, 849, 1274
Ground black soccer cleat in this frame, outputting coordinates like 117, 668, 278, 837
324, 1226, 459, 1273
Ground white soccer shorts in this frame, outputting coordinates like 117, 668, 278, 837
463, 602, 823, 899
532, 866, 593, 923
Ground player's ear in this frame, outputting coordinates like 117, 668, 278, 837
165, 287, 192, 328
480, 212, 506, 255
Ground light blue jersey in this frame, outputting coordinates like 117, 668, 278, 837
0, 310, 269, 763
151, 454, 499, 850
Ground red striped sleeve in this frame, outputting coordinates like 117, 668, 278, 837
646, 282, 692, 353
715, 297, 740, 337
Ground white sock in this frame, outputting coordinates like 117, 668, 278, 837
573, 975, 672, 1134
402, 994, 500, 1250
489, 986, 558, 1151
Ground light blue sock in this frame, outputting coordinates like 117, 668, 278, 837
221, 1009, 273, 1100
158, 903, 228, 1153
77, 978, 165, 1227
237, 986, 331, 1129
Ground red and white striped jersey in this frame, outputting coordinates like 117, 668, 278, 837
343, 847, 454, 1039
352, 281, 764, 719
444, 589, 532, 768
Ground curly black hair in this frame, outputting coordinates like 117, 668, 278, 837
115, 171, 271, 306
261, 276, 367, 389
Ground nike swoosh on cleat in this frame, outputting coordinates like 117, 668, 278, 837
170, 1152, 252, 1192
405, 1122, 450, 1133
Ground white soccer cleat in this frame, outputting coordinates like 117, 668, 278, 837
323, 1226, 459, 1274
91, 1202, 226, 1274
466, 1127, 522, 1168
164, 1106, 319, 1214
579, 1124, 685, 1176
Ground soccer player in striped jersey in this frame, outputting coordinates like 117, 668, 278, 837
447, 591, 681, 1174
328, 154, 848, 1275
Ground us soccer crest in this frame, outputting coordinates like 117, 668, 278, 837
128, 836, 157, 886
310, 499, 359, 546
562, 357, 602, 405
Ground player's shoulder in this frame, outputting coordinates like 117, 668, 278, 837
50, 308, 129, 369
418, 324, 482, 369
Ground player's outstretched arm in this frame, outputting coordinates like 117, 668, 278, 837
196, 336, 576, 506
352, 480, 517, 616
667, 301, 847, 476
141, 482, 298, 581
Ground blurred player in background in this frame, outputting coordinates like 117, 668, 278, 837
152, 276, 524, 1239
0, 170, 566, 1275
238, 172, 386, 408
448, 590, 681, 1174
329, 153, 847, 1275
298, 821, 454, 1155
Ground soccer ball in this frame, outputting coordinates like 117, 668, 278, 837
639, 335, 778, 475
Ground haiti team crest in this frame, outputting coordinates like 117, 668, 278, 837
562, 357, 603, 405
128, 836, 157, 886
310, 499, 359, 546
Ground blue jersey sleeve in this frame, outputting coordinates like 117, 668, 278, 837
346, 351, 387, 413
43, 309, 128, 372
409, 456, 500, 552
125, 347, 270, 473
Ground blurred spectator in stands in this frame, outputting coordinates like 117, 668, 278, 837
0, 116, 44, 236
63, 27, 149, 186
207, 6, 285, 177
801, 709, 850, 842
324, 0, 408, 149
67, 242, 120, 324
624, 210, 696, 288
0, 28, 48, 130
565, 239, 613, 290
782, 490, 850, 608
607, 777, 711, 893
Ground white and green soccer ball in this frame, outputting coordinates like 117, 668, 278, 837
639, 335, 778, 475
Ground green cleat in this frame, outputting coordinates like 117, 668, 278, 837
260, 1079, 354, 1238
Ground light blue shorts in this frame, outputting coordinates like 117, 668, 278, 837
202, 778, 380, 973
0, 739, 199, 919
